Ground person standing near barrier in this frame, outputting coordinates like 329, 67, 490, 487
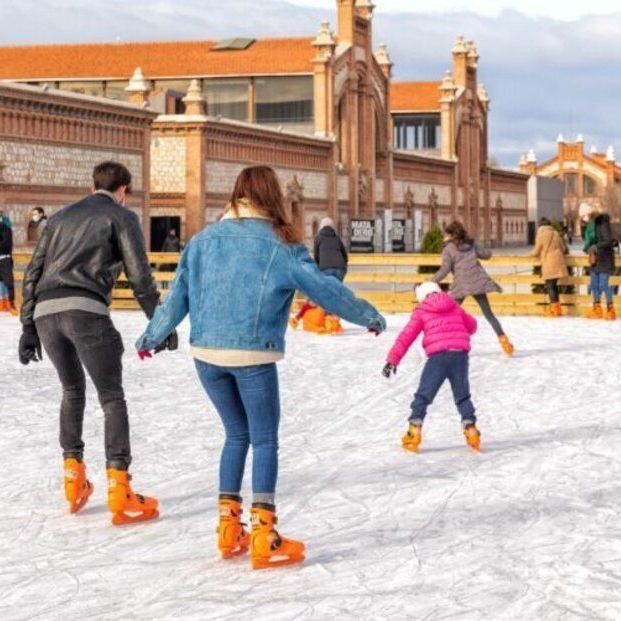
432, 220, 514, 356
136, 166, 386, 569
19, 161, 177, 525
530, 218, 568, 317
0, 209, 17, 315
586, 213, 618, 320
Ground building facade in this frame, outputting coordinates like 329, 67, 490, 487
0, 82, 154, 249
0, 0, 528, 249
519, 135, 621, 231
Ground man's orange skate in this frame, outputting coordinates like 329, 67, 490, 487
250, 505, 305, 569
107, 469, 159, 526
402, 423, 422, 453
605, 304, 616, 321
324, 315, 344, 335
218, 496, 250, 559
64, 458, 93, 513
464, 424, 481, 452
586, 302, 603, 319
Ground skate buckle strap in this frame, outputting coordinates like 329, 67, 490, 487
65, 469, 77, 479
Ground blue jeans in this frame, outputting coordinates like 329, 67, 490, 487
321, 267, 346, 282
591, 271, 613, 304
410, 351, 476, 426
194, 361, 280, 499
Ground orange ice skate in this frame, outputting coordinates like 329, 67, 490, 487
250, 505, 305, 569
303, 307, 327, 334
325, 315, 344, 335
463, 424, 481, 452
107, 469, 159, 526
586, 302, 603, 319
498, 334, 514, 357
218, 496, 250, 559
402, 423, 422, 453
549, 302, 562, 318
605, 304, 616, 321
64, 458, 93, 514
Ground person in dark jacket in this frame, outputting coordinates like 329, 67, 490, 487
0, 210, 16, 314
26, 206, 48, 244
161, 228, 181, 253
19, 161, 176, 524
586, 213, 618, 320
313, 217, 348, 281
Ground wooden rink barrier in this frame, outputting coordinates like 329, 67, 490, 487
11, 252, 619, 317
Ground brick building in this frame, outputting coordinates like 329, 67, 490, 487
0, 82, 154, 249
0, 0, 528, 249
519, 135, 621, 232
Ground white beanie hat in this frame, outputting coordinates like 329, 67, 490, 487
415, 281, 441, 303
320, 217, 334, 230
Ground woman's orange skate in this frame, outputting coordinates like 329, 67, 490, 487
250, 506, 305, 569
218, 497, 250, 559
463, 424, 481, 452
402, 423, 422, 453
107, 469, 159, 526
64, 458, 93, 513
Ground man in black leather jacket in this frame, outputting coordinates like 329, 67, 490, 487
19, 161, 175, 521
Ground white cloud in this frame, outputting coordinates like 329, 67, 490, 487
286, 0, 621, 20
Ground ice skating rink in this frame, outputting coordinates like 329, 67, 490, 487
1, 312, 621, 620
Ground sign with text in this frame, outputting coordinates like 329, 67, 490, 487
350, 219, 375, 253
392, 219, 406, 252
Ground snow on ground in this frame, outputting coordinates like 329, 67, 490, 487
1, 312, 621, 620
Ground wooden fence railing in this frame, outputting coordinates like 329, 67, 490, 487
11, 252, 618, 316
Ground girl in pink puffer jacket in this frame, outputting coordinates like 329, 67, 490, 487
383, 282, 482, 453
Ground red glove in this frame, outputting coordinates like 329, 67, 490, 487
138, 350, 152, 361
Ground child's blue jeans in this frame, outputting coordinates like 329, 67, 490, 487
410, 351, 476, 427
195, 361, 280, 501
590, 271, 613, 304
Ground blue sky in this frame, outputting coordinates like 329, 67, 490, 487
1, 0, 619, 168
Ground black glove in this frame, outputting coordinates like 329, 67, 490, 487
382, 363, 397, 378
19, 325, 43, 365
368, 316, 387, 336
154, 329, 178, 354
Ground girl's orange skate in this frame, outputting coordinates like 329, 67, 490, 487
218, 496, 250, 559
107, 469, 159, 526
64, 458, 93, 513
464, 424, 481, 452
402, 423, 422, 452
250, 505, 305, 569
498, 334, 514, 357
325, 315, 344, 335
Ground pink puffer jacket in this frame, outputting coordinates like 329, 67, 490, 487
386, 292, 477, 365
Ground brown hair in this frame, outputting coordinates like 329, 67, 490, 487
229, 166, 302, 244
444, 220, 468, 243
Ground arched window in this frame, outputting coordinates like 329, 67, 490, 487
583, 175, 597, 196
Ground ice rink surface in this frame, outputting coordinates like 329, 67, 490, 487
1, 311, 621, 620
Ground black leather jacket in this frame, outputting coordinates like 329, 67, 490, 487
21, 192, 159, 327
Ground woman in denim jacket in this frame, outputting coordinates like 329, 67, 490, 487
136, 166, 385, 569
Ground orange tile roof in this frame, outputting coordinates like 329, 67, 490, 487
0, 38, 315, 81
391, 81, 441, 113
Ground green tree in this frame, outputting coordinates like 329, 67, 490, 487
419, 226, 444, 275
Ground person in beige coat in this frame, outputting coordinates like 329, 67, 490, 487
531, 218, 568, 317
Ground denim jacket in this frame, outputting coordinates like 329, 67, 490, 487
136, 218, 385, 353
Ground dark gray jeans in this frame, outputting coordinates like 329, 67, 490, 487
35, 310, 131, 469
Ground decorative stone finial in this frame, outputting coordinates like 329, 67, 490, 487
440, 70, 456, 91
477, 83, 489, 103
125, 67, 149, 93
519, 154, 527, 166
557, 133, 565, 143
590, 145, 598, 154
125, 67, 150, 107
606, 145, 615, 162
182, 79, 206, 115
356, 0, 375, 19
312, 20, 336, 61
375, 43, 392, 68
576, 133, 585, 143
527, 149, 537, 163
452, 35, 468, 55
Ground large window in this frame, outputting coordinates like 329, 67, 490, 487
204, 79, 249, 122
565, 173, 578, 196
105, 81, 129, 101
255, 76, 313, 130
583, 175, 597, 196
393, 114, 441, 151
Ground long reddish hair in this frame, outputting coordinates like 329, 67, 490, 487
229, 166, 302, 244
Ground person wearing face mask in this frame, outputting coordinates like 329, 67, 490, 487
27, 207, 47, 244
0, 209, 17, 314
19, 161, 177, 525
